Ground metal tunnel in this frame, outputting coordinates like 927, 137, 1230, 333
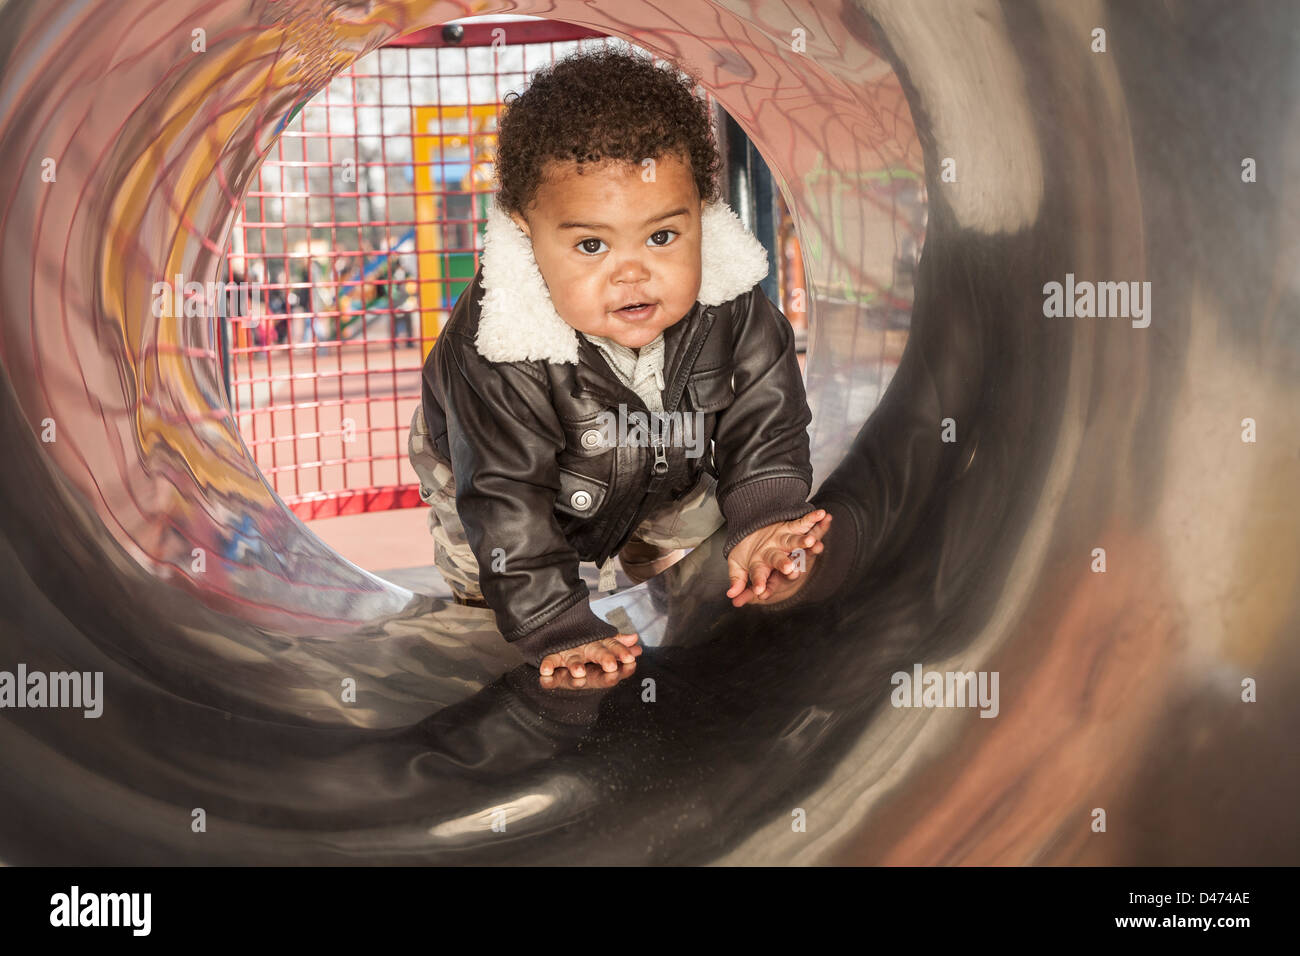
0, 0, 1296, 864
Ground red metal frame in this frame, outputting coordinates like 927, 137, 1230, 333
387, 21, 606, 47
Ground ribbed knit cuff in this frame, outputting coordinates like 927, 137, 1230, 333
720, 476, 813, 558
509, 596, 621, 668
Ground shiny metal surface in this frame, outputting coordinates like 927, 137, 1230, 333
1, 0, 1297, 864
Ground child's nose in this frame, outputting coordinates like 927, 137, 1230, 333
611, 255, 652, 282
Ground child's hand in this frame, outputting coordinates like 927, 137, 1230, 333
726, 509, 832, 607
538, 633, 641, 679
537, 657, 638, 691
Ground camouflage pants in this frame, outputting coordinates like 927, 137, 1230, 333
407, 404, 725, 600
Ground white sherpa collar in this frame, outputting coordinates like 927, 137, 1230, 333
474, 197, 770, 364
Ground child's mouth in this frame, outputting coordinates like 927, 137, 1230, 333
615, 302, 656, 321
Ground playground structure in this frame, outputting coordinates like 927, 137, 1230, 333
216, 31, 663, 515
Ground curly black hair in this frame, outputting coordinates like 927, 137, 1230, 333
493, 46, 722, 218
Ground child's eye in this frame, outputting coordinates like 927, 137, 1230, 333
576, 230, 679, 256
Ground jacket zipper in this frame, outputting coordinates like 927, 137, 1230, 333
586, 307, 718, 565
651, 436, 668, 475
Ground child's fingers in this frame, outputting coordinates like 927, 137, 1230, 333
766, 539, 813, 575
538, 652, 567, 677
792, 508, 827, 532
540, 646, 593, 678
795, 511, 832, 539
761, 548, 797, 577
726, 565, 750, 599
539, 659, 635, 690
748, 560, 774, 597
732, 562, 790, 606
561, 648, 593, 678
579, 641, 619, 675
538, 637, 639, 678
781, 513, 832, 554
727, 512, 831, 601
600, 636, 640, 665
761, 546, 808, 583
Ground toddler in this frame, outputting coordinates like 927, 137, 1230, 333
408, 47, 831, 678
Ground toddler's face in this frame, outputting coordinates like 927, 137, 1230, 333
509, 151, 703, 350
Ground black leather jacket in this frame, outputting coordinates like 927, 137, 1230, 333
420, 265, 814, 665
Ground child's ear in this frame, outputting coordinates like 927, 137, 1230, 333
509, 212, 531, 239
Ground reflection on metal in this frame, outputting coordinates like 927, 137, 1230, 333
1, 0, 1297, 865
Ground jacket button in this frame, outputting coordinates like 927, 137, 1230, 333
580, 428, 603, 449
569, 490, 593, 511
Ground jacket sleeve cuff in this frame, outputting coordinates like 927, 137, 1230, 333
509, 595, 620, 668
720, 476, 813, 558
